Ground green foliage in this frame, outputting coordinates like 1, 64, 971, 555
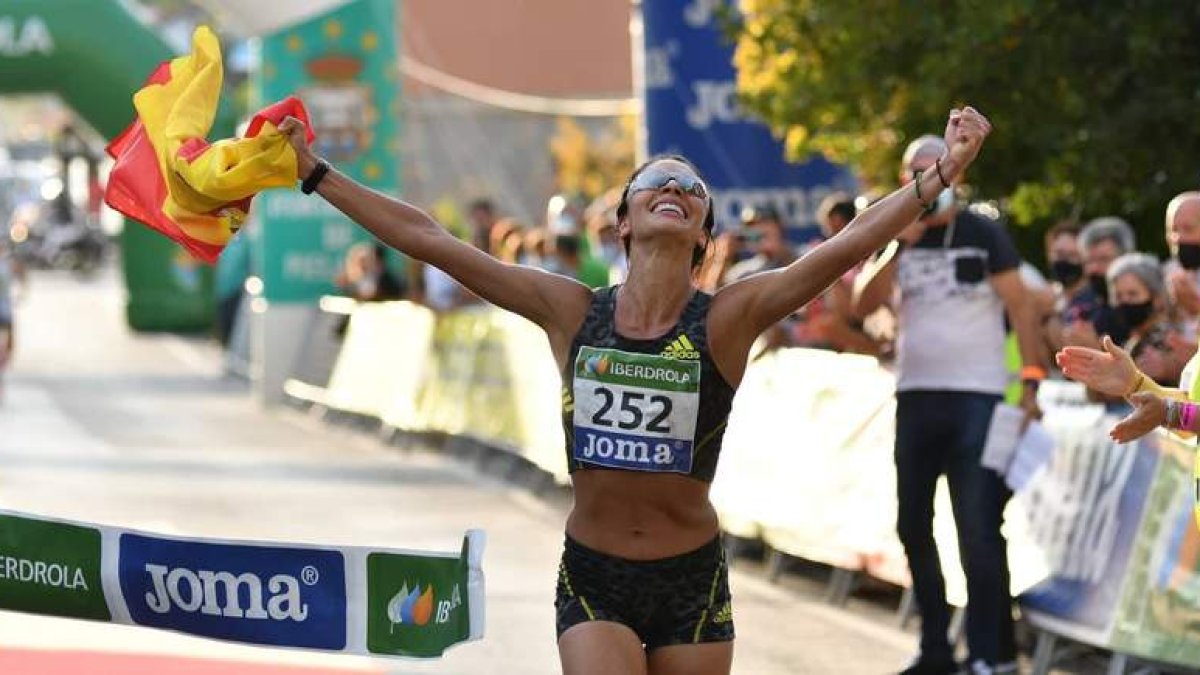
733, 0, 1200, 257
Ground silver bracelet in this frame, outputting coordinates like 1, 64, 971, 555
1166, 399, 1180, 430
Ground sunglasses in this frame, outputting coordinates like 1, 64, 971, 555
626, 168, 710, 202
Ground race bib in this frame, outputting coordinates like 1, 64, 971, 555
572, 346, 700, 473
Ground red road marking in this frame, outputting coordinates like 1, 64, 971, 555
0, 649, 381, 674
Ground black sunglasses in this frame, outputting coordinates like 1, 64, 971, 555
626, 168, 710, 202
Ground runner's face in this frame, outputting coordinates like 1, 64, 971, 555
620, 160, 709, 251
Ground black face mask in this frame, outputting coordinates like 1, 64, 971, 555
1179, 243, 1200, 270
1088, 274, 1109, 301
1050, 260, 1084, 287
1116, 300, 1155, 329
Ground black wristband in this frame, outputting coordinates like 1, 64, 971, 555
934, 156, 951, 188
300, 159, 330, 195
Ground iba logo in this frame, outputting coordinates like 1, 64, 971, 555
386, 582, 463, 630
119, 534, 347, 649
367, 552, 470, 657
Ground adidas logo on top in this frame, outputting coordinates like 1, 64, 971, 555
660, 334, 700, 360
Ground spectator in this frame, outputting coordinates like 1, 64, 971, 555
810, 192, 884, 355
696, 226, 745, 293
519, 227, 550, 268
722, 204, 796, 284
1042, 220, 1084, 353
1163, 192, 1200, 329
1063, 216, 1136, 348
720, 205, 799, 352
467, 198, 497, 252
542, 233, 608, 288
1108, 252, 1195, 387
583, 189, 628, 285
214, 227, 252, 347
490, 217, 527, 264
853, 134, 1045, 675
335, 242, 405, 303
816, 191, 857, 237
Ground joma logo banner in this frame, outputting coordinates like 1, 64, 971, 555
119, 534, 347, 649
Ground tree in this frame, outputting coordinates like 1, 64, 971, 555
549, 115, 636, 201
731, 0, 1200, 256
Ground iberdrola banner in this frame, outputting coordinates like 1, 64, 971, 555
0, 509, 484, 659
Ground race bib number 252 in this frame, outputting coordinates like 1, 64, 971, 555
572, 347, 700, 474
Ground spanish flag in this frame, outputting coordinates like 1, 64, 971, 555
105, 26, 314, 263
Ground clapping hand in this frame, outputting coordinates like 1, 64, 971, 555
1056, 335, 1139, 397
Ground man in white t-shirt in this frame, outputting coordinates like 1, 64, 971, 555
854, 136, 1046, 675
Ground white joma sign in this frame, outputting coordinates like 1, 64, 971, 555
0, 16, 54, 56
144, 564, 309, 621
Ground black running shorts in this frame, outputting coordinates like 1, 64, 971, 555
555, 535, 735, 650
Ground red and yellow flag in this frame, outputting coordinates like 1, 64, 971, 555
105, 26, 314, 263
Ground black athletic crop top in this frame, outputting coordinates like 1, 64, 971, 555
561, 286, 735, 482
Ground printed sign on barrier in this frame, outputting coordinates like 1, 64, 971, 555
367, 549, 472, 658
0, 508, 483, 660
119, 534, 348, 649
0, 514, 109, 621
1018, 406, 1159, 635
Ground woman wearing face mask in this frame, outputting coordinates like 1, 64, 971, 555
277, 107, 992, 675
1107, 252, 1194, 387
1043, 220, 1085, 352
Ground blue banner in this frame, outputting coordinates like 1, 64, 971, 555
639, 0, 856, 238
1017, 423, 1159, 630
119, 534, 347, 649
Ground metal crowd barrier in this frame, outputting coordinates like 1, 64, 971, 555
279, 301, 1200, 674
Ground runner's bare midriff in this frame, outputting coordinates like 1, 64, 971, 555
566, 469, 719, 560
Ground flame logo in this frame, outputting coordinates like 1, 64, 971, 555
583, 354, 610, 376
387, 582, 435, 629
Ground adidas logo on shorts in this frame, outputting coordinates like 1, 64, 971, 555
711, 601, 733, 624
660, 334, 700, 360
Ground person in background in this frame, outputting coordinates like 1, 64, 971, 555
335, 242, 405, 303
215, 227, 252, 347
696, 226, 744, 293
490, 217, 527, 264
1042, 220, 1084, 354
1062, 216, 1136, 348
1107, 252, 1195, 387
1163, 192, 1200, 330
720, 205, 799, 352
520, 227, 551, 269
811, 192, 884, 356
721, 205, 796, 284
467, 198, 498, 253
584, 189, 628, 285
853, 134, 1044, 675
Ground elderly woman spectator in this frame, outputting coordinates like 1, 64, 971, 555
1062, 217, 1136, 348
1107, 252, 1196, 387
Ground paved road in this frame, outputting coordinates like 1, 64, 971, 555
0, 267, 917, 674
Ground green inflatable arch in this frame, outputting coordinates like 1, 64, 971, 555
1, 0, 233, 331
